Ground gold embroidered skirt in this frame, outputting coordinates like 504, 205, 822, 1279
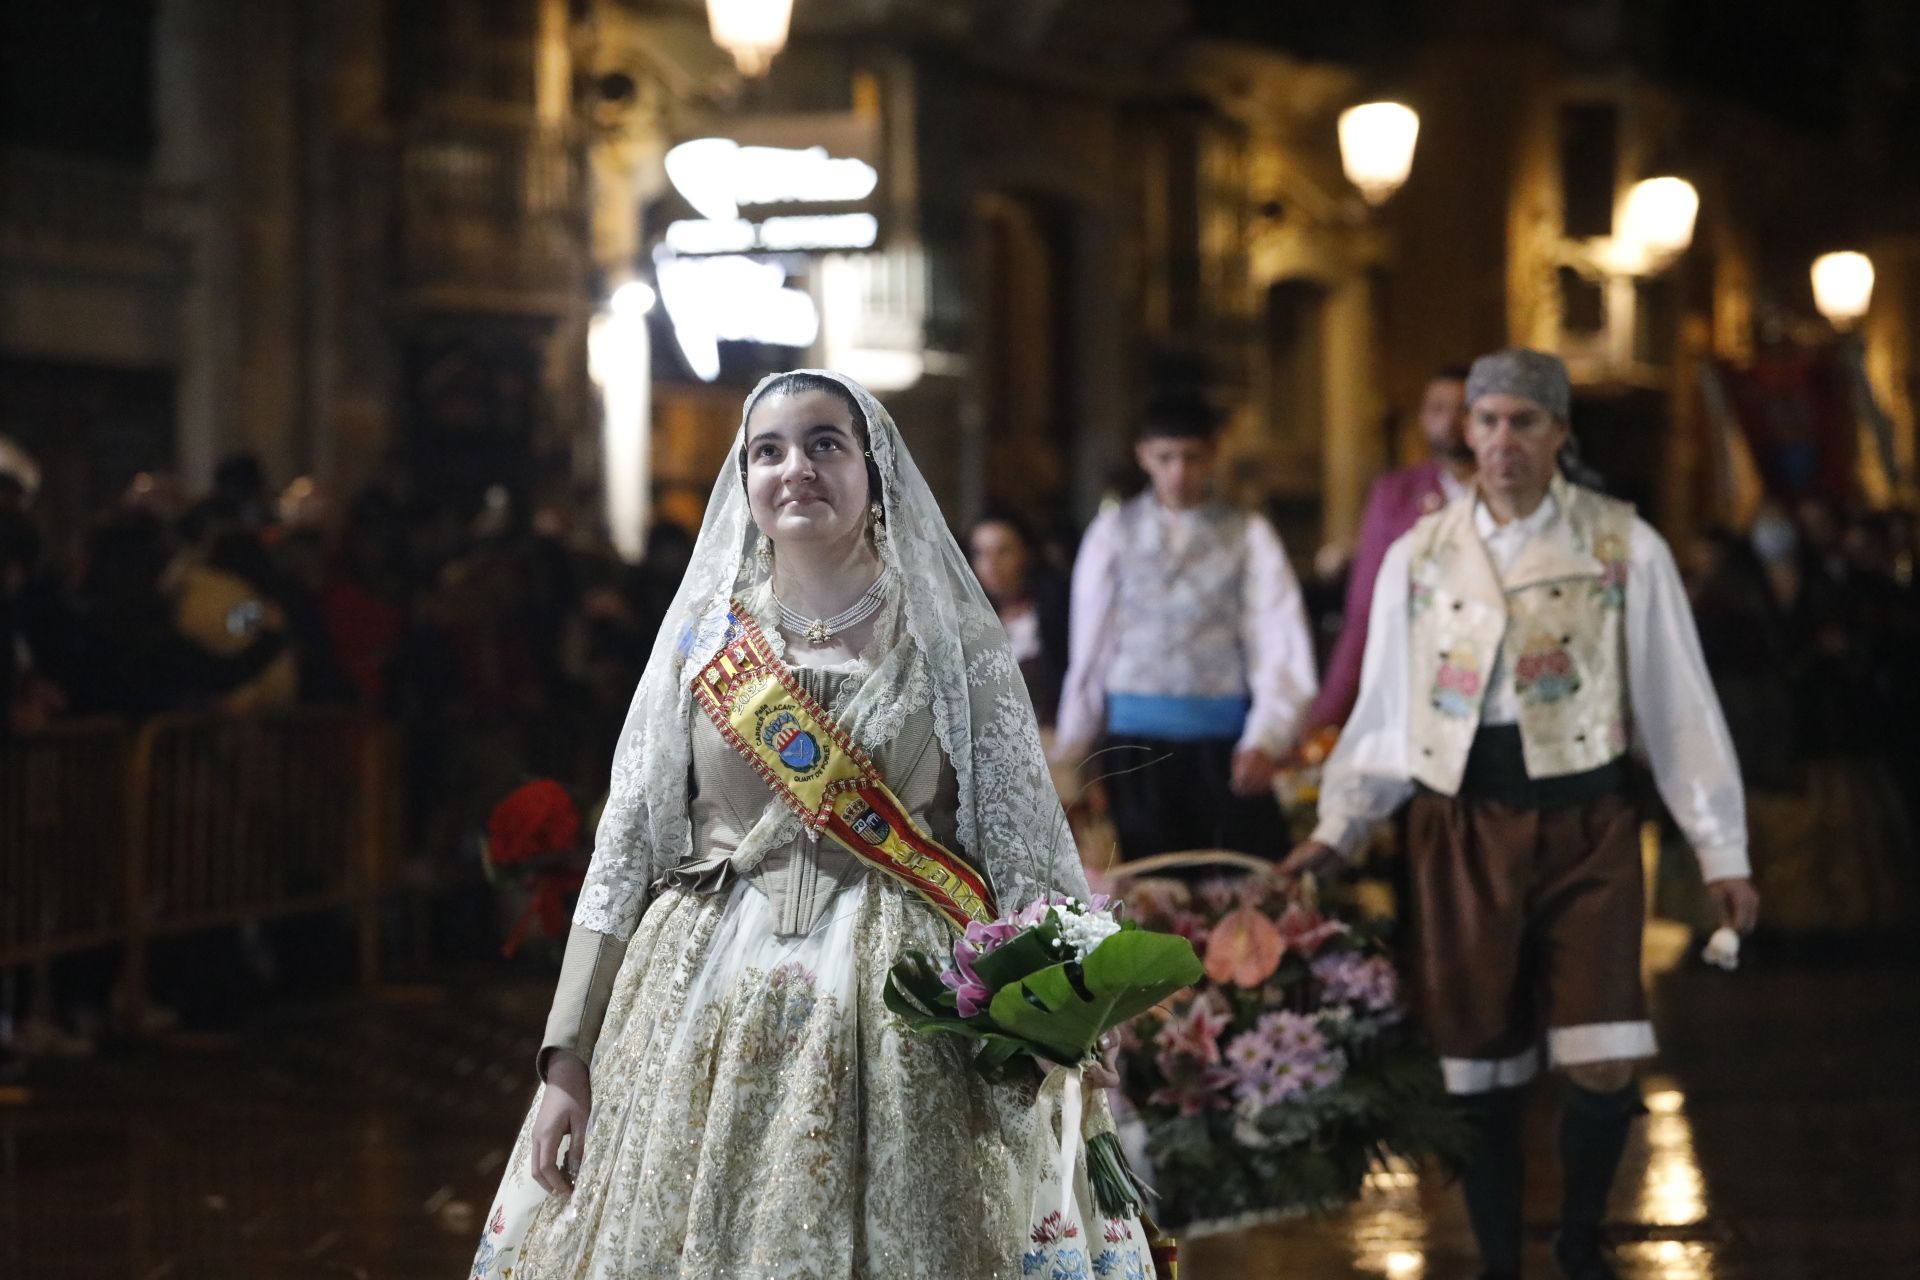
470, 874, 1155, 1279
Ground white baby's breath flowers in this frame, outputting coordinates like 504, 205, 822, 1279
1056, 904, 1121, 961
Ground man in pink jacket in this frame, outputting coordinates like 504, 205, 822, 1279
1306, 366, 1475, 732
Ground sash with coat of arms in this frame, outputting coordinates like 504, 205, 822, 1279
690, 604, 998, 931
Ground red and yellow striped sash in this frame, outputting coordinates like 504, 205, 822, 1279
690, 604, 997, 931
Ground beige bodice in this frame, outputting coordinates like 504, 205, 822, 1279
671, 664, 963, 937
539, 663, 964, 1078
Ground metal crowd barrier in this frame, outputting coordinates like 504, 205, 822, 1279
0, 710, 400, 1017
0, 718, 131, 965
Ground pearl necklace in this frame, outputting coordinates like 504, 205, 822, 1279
775, 570, 892, 645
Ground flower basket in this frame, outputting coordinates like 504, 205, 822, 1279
1108, 856, 1467, 1230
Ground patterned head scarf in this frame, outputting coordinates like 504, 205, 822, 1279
1466, 348, 1572, 422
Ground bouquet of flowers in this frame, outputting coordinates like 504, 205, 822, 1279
885, 893, 1204, 1218
484, 779, 588, 958
1113, 873, 1465, 1229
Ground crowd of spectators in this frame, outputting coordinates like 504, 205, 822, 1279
1, 455, 693, 750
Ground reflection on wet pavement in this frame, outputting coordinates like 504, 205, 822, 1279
5, 957, 1916, 1277
2, 978, 550, 1279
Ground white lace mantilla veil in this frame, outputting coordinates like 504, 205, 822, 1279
574, 368, 1090, 941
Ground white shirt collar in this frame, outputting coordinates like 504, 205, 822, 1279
1473, 489, 1559, 542
1438, 466, 1473, 503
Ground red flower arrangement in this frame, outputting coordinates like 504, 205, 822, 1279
485, 779, 587, 957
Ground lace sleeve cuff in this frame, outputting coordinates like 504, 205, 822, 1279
536, 924, 627, 1081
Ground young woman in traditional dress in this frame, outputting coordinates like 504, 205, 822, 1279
470, 371, 1156, 1279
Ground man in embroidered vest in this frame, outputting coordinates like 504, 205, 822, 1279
1305, 365, 1475, 733
1283, 349, 1759, 1280
1053, 389, 1317, 863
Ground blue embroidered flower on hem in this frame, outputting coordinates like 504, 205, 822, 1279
1050, 1248, 1089, 1280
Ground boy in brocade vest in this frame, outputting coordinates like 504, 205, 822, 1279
1052, 390, 1318, 863
1284, 349, 1760, 1280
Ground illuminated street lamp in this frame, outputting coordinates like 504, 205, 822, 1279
1812, 251, 1875, 327
1338, 102, 1420, 205
1619, 176, 1698, 268
706, 0, 794, 77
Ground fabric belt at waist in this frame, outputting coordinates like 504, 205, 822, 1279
1417, 724, 1630, 810
1106, 693, 1249, 741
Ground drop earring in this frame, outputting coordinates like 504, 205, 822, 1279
755, 532, 774, 572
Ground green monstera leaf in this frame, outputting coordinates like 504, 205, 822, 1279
883, 950, 1037, 1076
986, 929, 1203, 1063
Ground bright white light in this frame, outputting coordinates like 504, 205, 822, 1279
1384, 1252, 1425, 1278
654, 254, 819, 382
609, 280, 656, 316
665, 139, 878, 221
756, 213, 878, 251
665, 219, 759, 255
705, 0, 794, 77
1620, 177, 1699, 264
731, 147, 877, 208
1338, 102, 1420, 204
666, 214, 878, 255
663, 138, 743, 220
1812, 251, 1875, 325
588, 306, 652, 563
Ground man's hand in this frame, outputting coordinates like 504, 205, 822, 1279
1230, 745, 1278, 797
1706, 876, 1761, 935
1278, 839, 1340, 879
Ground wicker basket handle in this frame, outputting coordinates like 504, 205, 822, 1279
1101, 849, 1275, 882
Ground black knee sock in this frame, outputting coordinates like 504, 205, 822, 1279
1455, 1086, 1526, 1273
1557, 1082, 1643, 1254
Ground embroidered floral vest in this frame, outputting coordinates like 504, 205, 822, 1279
1107, 493, 1252, 698
1405, 477, 1635, 794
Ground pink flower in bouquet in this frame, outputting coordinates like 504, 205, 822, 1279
1255, 1010, 1328, 1063
1148, 1057, 1237, 1115
1245, 1071, 1302, 1109
1300, 1056, 1346, 1091
1238, 1058, 1307, 1107
1234, 875, 1276, 909
940, 948, 992, 1018
962, 918, 1023, 958
1166, 909, 1214, 950
1010, 892, 1110, 929
1276, 902, 1349, 958
1155, 995, 1231, 1064
1312, 951, 1401, 1014
1238, 1041, 1348, 1107
1224, 1030, 1273, 1075
1198, 877, 1240, 914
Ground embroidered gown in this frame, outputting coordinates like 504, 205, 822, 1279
471, 660, 1156, 1280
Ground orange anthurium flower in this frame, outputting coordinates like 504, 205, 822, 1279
1203, 904, 1284, 987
